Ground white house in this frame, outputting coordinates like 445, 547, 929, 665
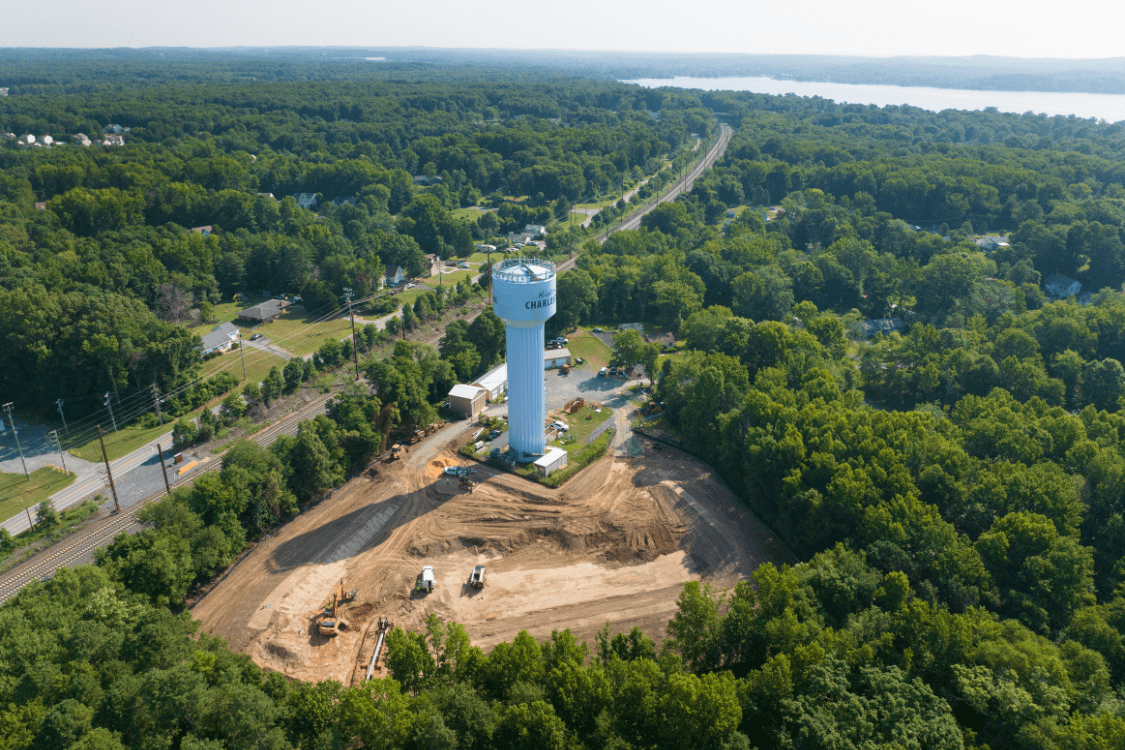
73, 133, 92, 147
523, 224, 547, 236
386, 264, 406, 286
331, 195, 357, 207
201, 322, 240, 356
293, 193, 318, 209
1045, 274, 1082, 299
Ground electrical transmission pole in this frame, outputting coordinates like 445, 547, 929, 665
104, 393, 117, 432
97, 426, 120, 513
344, 287, 360, 381
1, 402, 29, 479
238, 330, 247, 381
152, 383, 163, 426
50, 429, 68, 475
156, 442, 172, 497
56, 398, 69, 435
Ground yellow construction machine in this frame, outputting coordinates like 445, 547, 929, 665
317, 579, 356, 637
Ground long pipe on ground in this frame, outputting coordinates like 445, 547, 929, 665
366, 625, 390, 682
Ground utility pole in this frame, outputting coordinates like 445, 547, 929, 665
344, 287, 360, 381
151, 383, 163, 426
104, 393, 117, 433
1, 403, 29, 479
49, 430, 68, 475
56, 398, 69, 435
238, 330, 247, 381
97, 426, 120, 513
156, 442, 172, 497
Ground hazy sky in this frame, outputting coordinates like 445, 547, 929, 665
3, 0, 1120, 59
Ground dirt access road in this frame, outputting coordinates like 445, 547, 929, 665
191, 420, 793, 685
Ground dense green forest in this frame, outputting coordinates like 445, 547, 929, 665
6, 51, 1125, 749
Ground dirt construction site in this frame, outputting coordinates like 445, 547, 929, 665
191, 416, 795, 685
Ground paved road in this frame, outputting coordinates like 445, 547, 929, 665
0, 390, 338, 603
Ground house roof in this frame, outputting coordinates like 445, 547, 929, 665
449, 384, 486, 400
533, 447, 568, 468
386, 264, 404, 278
201, 330, 232, 351
544, 348, 572, 360
473, 363, 508, 393
238, 299, 289, 321
212, 322, 239, 336
191, 225, 212, 234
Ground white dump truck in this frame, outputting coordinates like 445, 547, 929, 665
468, 565, 485, 589
416, 565, 435, 593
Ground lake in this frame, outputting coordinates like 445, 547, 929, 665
623, 76, 1125, 123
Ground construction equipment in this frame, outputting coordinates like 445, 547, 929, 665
317, 579, 354, 636
559, 364, 571, 374
416, 565, 435, 593
460, 475, 477, 493
468, 565, 485, 589
387, 444, 403, 461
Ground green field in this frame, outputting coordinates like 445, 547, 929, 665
566, 333, 613, 369
423, 270, 476, 288
0, 467, 77, 522
552, 403, 612, 444
187, 295, 268, 337
253, 311, 353, 357
200, 345, 288, 385
71, 420, 174, 464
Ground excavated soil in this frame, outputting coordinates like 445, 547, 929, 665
191, 424, 794, 685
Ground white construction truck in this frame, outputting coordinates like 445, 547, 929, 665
415, 565, 435, 593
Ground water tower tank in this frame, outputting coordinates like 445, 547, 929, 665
492, 258, 556, 458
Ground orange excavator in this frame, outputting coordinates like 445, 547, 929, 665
317, 579, 357, 637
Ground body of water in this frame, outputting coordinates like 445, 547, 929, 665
624, 76, 1125, 123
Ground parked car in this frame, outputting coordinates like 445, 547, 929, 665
592, 327, 603, 333
598, 367, 607, 377
487, 429, 502, 441
551, 421, 569, 432
250, 332, 263, 341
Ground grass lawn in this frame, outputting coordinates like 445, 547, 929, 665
187, 295, 268, 337
71, 419, 174, 464
0, 467, 77, 521
552, 403, 612, 444
254, 310, 353, 357
200, 345, 288, 386
423, 270, 475, 288
567, 333, 613, 370
451, 207, 487, 220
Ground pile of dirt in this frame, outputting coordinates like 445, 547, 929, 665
191, 424, 795, 684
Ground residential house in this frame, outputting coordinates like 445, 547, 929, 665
258, 192, 275, 200
331, 195, 357, 207
975, 235, 1010, 252
73, 133, 92, 147
21, 134, 34, 144
423, 254, 441, 276
859, 317, 906, 338
448, 384, 488, 419
236, 299, 290, 324
476, 244, 496, 253
41, 135, 53, 146
386, 264, 406, 287
191, 226, 213, 237
201, 322, 240, 356
33, 202, 46, 210
412, 175, 442, 185
102, 134, 125, 146
472, 364, 508, 402
0, 88, 8, 97
292, 193, 318, 209
103, 124, 124, 134
1045, 274, 1082, 299
618, 322, 644, 332
523, 224, 547, 237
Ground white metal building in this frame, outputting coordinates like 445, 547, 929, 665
492, 258, 556, 459
473, 364, 508, 402
534, 447, 568, 476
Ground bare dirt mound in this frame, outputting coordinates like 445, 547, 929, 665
192, 428, 794, 684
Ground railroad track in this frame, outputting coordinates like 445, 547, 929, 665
0, 391, 337, 604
